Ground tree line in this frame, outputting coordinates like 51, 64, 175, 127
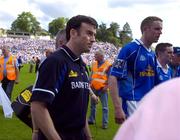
8, 12, 133, 48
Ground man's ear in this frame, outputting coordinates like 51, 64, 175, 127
143, 25, 150, 33
70, 29, 78, 39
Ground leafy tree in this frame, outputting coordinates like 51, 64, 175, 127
11, 12, 41, 34
0, 28, 6, 36
96, 23, 110, 42
48, 17, 68, 36
84, 21, 133, 48
119, 22, 133, 46
96, 22, 121, 47
108, 22, 120, 37
123, 22, 132, 38
108, 35, 121, 47
36, 29, 50, 36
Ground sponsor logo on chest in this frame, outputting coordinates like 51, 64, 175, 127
71, 81, 89, 89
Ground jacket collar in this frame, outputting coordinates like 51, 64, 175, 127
60, 45, 80, 62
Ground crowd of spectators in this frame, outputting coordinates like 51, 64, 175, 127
0, 37, 118, 64
0, 37, 54, 63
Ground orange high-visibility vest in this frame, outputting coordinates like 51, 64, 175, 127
91, 60, 111, 90
0, 56, 16, 81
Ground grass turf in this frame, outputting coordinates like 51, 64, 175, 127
0, 64, 120, 140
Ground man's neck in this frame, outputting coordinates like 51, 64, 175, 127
140, 37, 152, 49
158, 58, 168, 69
97, 60, 104, 66
4, 54, 10, 58
66, 42, 80, 57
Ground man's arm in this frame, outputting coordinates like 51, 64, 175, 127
108, 75, 126, 124
15, 67, 19, 83
101, 65, 112, 92
32, 114, 39, 140
84, 118, 93, 140
15, 59, 19, 84
89, 87, 99, 104
31, 101, 61, 140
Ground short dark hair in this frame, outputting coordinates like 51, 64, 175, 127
155, 43, 172, 56
66, 15, 98, 41
55, 29, 67, 49
173, 47, 180, 56
140, 16, 163, 33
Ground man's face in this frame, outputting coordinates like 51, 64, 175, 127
146, 21, 163, 43
162, 47, 174, 64
95, 53, 104, 62
56, 35, 67, 50
45, 49, 53, 57
75, 23, 96, 53
2, 48, 9, 57
172, 54, 180, 66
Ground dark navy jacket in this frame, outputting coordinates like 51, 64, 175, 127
31, 45, 90, 136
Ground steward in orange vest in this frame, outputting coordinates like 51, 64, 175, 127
91, 60, 112, 90
0, 47, 19, 100
88, 49, 112, 129
91, 51, 112, 90
0, 55, 17, 81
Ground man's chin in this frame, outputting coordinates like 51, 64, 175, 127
154, 38, 160, 42
86, 47, 91, 52
85, 49, 90, 53
153, 40, 158, 43
83, 49, 90, 54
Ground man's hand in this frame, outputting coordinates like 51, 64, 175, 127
32, 132, 38, 140
15, 79, 19, 84
102, 86, 108, 92
114, 108, 126, 124
91, 94, 99, 104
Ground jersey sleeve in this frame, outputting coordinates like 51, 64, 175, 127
110, 47, 128, 79
31, 55, 67, 105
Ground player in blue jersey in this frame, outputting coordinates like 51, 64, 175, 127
155, 43, 173, 85
109, 16, 163, 124
170, 47, 180, 77
30, 15, 98, 140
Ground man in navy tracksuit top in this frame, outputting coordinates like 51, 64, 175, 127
30, 15, 98, 140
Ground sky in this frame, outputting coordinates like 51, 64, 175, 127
0, 0, 180, 46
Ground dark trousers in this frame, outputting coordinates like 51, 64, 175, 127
1, 77, 15, 100
29, 64, 34, 73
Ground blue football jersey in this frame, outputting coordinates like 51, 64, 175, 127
110, 39, 156, 101
155, 61, 172, 85
170, 65, 180, 77
175, 66, 180, 77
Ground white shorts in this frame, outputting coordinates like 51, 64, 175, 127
126, 100, 141, 117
